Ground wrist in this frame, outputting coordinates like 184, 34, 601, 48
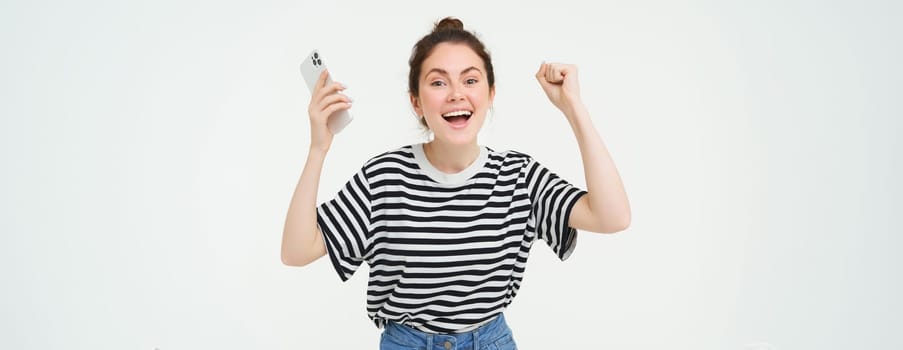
561, 99, 588, 121
308, 144, 330, 158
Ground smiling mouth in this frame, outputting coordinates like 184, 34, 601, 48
442, 110, 473, 127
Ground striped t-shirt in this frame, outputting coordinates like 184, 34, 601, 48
316, 143, 587, 333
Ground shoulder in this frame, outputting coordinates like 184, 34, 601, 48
486, 147, 536, 168
360, 144, 418, 174
364, 144, 416, 164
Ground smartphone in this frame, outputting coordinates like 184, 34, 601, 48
300, 49, 353, 134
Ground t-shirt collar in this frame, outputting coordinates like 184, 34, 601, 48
411, 143, 489, 185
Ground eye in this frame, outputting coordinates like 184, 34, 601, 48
430, 79, 446, 87
465, 78, 479, 85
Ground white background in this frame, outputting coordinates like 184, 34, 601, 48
2, 0, 900, 349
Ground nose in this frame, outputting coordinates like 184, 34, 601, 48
447, 84, 465, 102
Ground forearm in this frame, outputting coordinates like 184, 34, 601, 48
281, 148, 328, 266
565, 102, 631, 232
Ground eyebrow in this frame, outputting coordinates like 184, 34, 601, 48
425, 66, 483, 77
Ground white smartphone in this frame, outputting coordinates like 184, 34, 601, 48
300, 49, 353, 134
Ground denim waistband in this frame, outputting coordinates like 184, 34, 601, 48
380, 313, 516, 350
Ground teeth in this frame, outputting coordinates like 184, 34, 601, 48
442, 110, 472, 117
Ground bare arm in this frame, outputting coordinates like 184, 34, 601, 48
281, 149, 328, 266
281, 70, 352, 266
562, 102, 631, 233
536, 63, 631, 234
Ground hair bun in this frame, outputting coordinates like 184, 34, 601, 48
433, 17, 464, 32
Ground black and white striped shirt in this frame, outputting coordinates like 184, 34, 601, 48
316, 143, 587, 333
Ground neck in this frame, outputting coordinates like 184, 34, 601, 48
422, 139, 480, 174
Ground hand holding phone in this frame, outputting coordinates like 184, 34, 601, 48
300, 50, 353, 134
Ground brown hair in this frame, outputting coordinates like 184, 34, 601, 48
408, 17, 495, 127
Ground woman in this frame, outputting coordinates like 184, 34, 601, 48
282, 17, 631, 349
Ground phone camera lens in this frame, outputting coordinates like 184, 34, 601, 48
316, 59, 322, 66
313, 52, 319, 59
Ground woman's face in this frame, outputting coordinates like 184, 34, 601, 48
411, 42, 494, 146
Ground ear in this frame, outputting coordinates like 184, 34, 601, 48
489, 86, 496, 103
410, 94, 423, 117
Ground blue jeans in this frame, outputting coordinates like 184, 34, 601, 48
379, 314, 518, 350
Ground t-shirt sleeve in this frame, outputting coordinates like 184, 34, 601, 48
524, 158, 588, 261
316, 168, 372, 281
